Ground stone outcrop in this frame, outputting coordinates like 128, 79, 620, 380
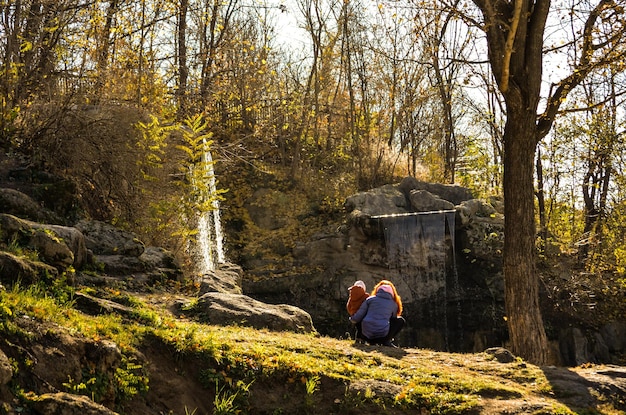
245, 177, 505, 352
0, 213, 84, 267
26, 392, 119, 415
188, 292, 316, 334
76, 220, 145, 257
74, 219, 183, 283
0, 250, 59, 284
198, 262, 244, 295
0, 187, 62, 224
243, 176, 626, 365
0, 186, 315, 339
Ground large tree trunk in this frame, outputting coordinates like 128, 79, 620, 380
503, 107, 549, 365
470, 0, 551, 365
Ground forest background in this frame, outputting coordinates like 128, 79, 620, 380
1, 0, 626, 365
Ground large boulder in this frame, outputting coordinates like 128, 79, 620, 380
0, 251, 59, 285
398, 177, 474, 205
408, 189, 455, 212
0, 213, 88, 271
199, 262, 244, 294
75, 220, 145, 257
139, 246, 183, 281
344, 184, 408, 219
74, 220, 182, 283
191, 292, 316, 334
0, 188, 62, 224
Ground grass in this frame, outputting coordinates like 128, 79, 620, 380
0, 285, 620, 414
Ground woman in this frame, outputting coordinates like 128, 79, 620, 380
349, 280, 405, 347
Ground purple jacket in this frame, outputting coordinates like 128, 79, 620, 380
350, 290, 398, 339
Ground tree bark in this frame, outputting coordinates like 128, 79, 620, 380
503, 106, 548, 364
472, 0, 551, 364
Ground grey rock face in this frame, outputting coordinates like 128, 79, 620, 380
192, 292, 316, 334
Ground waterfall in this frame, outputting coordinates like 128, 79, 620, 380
372, 210, 459, 350
195, 145, 225, 274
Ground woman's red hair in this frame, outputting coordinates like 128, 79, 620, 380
372, 279, 403, 316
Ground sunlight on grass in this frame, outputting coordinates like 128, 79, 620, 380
1, 287, 617, 414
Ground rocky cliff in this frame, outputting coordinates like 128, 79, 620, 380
241, 177, 626, 366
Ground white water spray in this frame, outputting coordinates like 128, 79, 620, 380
195, 144, 225, 274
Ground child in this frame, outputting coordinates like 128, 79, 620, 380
346, 280, 369, 341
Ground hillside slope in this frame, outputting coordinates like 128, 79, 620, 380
1, 288, 625, 415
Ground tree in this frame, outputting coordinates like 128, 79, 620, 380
176, 0, 189, 118
578, 71, 621, 264
0, 0, 89, 145
418, 0, 474, 183
198, 0, 238, 108
469, 0, 626, 364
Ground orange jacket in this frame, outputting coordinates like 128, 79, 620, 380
346, 286, 369, 315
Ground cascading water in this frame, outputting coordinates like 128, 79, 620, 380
194, 144, 226, 274
372, 209, 461, 350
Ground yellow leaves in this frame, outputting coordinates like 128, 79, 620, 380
20, 41, 33, 53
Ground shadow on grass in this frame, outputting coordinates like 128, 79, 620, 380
542, 365, 626, 413
350, 342, 408, 358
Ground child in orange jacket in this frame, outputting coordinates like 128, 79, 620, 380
346, 280, 369, 341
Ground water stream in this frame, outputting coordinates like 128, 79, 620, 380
195, 147, 226, 274
371, 209, 461, 350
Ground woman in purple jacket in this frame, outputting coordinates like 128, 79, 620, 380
349, 280, 405, 347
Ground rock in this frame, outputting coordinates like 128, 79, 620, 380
457, 198, 498, 226
25, 328, 122, 406
93, 246, 183, 282
0, 213, 88, 271
73, 292, 135, 317
485, 347, 516, 363
26, 392, 119, 415
199, 262, 243, 294
40, 224, 89, 269
0, 349, 12, 386
29, 228, 75, 268
591, 331, 611, 363
0, 188, 61, 224
600, 321, 626, 352
192, 292, 316, 334
75, 220, 145, 257
344, 184, 408, 218
559, 327, 589, 366
348, 379, 403, 400
139, 246, 183, 281
94, 255, 145, 276
85, 340, 122, 376
398, 177, 474, 205
139, 246, 179, 270
0, 251, 58, 285
408, 189, 455, 212
455, 198, 505, 301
